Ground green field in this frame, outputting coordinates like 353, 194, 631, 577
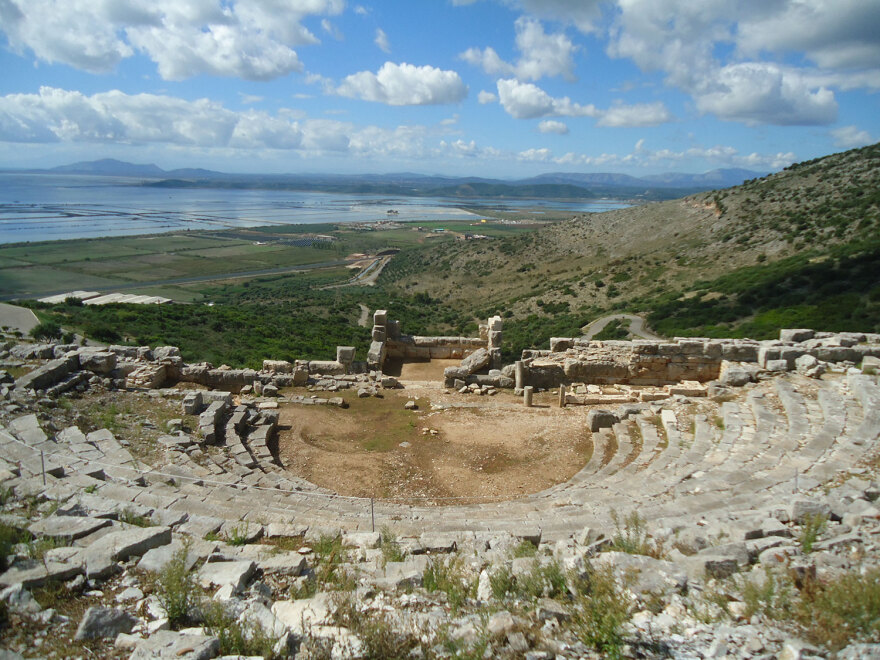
0, 215, 558, 300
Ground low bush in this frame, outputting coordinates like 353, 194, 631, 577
149, 543, 202, 627
797, 568, 880, 651
609, 510, 659, 557
569, 564, 632, 659
423, 556, 475, 612
332, 595, 421, 659
203, 601, 280, 658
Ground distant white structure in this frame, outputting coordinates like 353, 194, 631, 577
39, 290, 171, 305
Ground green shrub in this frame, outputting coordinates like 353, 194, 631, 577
203, 601, 280, 658
569, 564, 631, 658
332, 595, 421, 659
380, 527, 404, 564
798, 514, 827, 554
150, 543, 202, 627
798, 568, 880, 651
609, 510, 656, 557
29, 321, 61, 341
741, 568, 794, 620
423, 556, 475, 612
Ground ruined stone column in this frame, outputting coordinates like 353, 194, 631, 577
514, 360, 525, 391
523, 385, 534, 407
487, 315, 503, 370
368, 309, 388, 371
558, 384, 566, 408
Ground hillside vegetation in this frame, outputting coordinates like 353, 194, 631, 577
379, 142, 880, 352
24, 143, 880, 366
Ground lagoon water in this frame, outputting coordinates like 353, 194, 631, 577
0, 173, 631, 244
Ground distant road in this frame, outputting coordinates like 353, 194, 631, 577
582, 313, 663, 340
0, 302, 40, 334
0, 259, 354, 302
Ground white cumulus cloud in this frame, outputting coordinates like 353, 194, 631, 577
0, 86, 304, 148
0, 0, 344, 80
335, 62, 468, 106
831, 125, 874, 149
478, 90, 498, 104
461, 17, 578, 81
598, 101, 673, 127
695, 63, 837, 126
603, 0, 867, 125
497, 79, 672, 127
538, 120, 569, 134
496, 78, 597, 119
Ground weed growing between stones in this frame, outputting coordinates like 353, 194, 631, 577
380, 527, 405, 564
0, 520, 28, 570
609, 510, 661, 557
798, 513, 828, 553
423, 555, 476, 612
24, 535, 62, 561
797, 567, 880, 651
569, 564, 632, 659
740, 567, 795, 620
222, 522, 252, 546
332, 594, 422, 659
517, 560, 567, 600
147, 542, 202, 627
511, 539, 538, 558
118, 506, 153, 528
292, 535, 357, 598
202, 601, 281, 658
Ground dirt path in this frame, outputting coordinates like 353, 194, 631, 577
581, 313, 663, 340
357, 303, 370, 327
276, 387, 592, 502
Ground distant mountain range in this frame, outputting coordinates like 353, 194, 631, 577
28, 158, 767, 201
45, 158, 221, 180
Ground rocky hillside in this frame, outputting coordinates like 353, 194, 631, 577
380, 143, 880, 350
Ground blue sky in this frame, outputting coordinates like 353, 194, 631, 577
0, 0, 877, 177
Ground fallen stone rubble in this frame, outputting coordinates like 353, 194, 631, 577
1, 465, 879, 658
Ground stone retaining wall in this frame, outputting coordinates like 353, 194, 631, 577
517, 330, 880, 388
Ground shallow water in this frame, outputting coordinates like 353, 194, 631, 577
0, 173, 631, 244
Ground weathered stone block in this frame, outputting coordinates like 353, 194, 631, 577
587, 409, 619, 432
15, 354, 79, 391
780, 329, 815, 343
336, 346, 356, 364
78, 350, 117, 374
262, 360, 293, 373
460, 348, 490, 374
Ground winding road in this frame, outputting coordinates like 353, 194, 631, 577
581, 313, 663, 340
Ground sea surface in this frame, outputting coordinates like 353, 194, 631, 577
0, 173, 631, 244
